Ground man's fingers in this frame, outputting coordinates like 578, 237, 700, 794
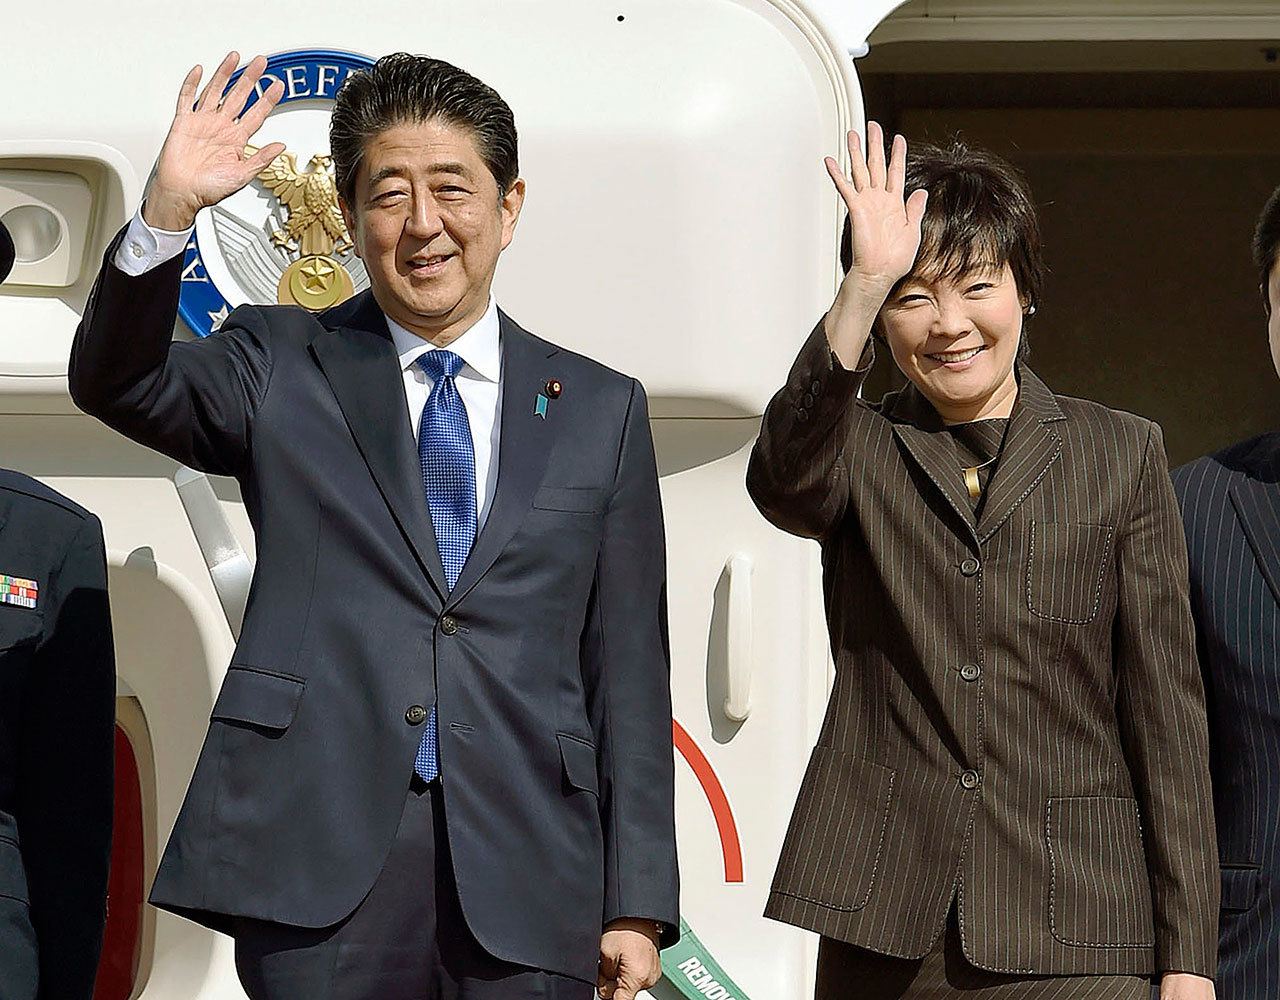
220, 54, 268, 120
887, 132, 907, 194
846, 129, 869, 192
195, 51, 239, 111
175, 64, 202, 116
866, 120, 887, 188
243, 142, 286, 179
238, 79, 285, 137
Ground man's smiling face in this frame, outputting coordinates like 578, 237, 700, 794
340, 119, 524, 345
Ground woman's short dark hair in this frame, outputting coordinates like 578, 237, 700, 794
1252, 183, 1280, 315
841, 138, 1046, 316
330, 53, 518, 205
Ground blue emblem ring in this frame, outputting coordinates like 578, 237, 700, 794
177, 49, 376, 338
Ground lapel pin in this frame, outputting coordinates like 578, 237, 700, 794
0, 574, 38, 610
534, 379, 563, 420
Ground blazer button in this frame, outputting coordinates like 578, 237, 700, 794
440, 615, 459, 636
960, 557, 981, 577
811, 380, 822, 394
960, 663, 981, 682
405, 705, 427, 726
803, 393, 815, 408
961, 769, 981, 790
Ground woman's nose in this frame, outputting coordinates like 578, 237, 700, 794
932, 299, 973, 338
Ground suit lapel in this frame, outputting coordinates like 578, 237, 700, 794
309, 292, 449, 600
888, 384, 978, 537
448, 311, 561, 604
976, 366, 1064, 543
1229, 454, 1280, 608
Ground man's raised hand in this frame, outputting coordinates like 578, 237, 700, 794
144, 52, 286, 232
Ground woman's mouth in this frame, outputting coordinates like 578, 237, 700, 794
927, 345, 986, 369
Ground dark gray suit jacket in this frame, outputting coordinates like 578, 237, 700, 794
0, 472, 114, 1000
68, 231, 679, 982
1175, 432, 1280, 999
747, 324, 1218, 979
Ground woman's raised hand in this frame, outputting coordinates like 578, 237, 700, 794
822, 122, 928, 367
144, 53, 287, 232
826, 121, 928, 296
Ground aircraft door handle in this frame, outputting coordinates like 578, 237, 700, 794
723, 552, 753, 722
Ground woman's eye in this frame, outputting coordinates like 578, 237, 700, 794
966, 283, 994, 294
898, 294, 929, 304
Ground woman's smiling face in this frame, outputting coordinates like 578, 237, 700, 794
878, 261, 1026, 424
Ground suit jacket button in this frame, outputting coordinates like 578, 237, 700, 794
405, 705, 427, 726
961, 769, 980, 790
960, 663, 981, 682
440, 615, 459, 636
960, 557, 981, 577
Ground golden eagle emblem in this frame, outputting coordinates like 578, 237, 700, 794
231, 145, 359, 310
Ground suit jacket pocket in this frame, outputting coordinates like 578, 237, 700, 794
1220, 864, 1261, 914
1027, 521, 1114, 624
771, 748, 895, 912
1047, 796, 1155, 948
557, 732, 599, 796
211, 665, 306, 732
0, 837, 29, 904
533, 486, 606, 514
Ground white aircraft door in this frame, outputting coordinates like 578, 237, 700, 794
0, 3, 871, 997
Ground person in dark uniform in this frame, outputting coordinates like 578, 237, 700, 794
747, 126, 1218, 999
0, 216, 116, 1000
1173, 184, 1280, 1000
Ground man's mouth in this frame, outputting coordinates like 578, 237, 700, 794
406, 253, 456, 275
927, 345, 986, 365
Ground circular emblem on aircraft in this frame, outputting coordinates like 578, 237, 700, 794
178, 49, 375, 338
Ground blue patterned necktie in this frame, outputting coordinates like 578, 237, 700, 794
414, 349, 476, 782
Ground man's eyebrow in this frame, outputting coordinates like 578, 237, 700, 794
367, 165, 409, 187
426, 162, 475, 179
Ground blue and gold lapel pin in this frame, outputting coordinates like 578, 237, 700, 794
535, 378, 563, 419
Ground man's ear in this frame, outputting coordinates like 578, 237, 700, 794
499, 178, 526, 252
338, 197, 361, 259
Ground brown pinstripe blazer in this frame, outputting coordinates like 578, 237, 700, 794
747, 323, 1218, 979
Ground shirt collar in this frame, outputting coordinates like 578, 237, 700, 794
385, 297, 501, 383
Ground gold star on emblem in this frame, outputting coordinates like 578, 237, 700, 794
299, 256, 336, 293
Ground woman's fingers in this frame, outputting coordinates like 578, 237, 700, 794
887, 132, 907, 194
846, 129, 869, 192
905, 188, 929, 230
195, 51, 239, 112
824, 156, 856, 208
866, 121, 887, 189
175, 64, 202, 116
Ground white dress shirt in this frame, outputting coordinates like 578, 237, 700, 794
113, 209, 504, 528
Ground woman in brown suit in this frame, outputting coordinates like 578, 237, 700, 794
747, 125, 1218, 999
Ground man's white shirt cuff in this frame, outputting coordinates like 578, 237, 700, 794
112, 208, 193, 276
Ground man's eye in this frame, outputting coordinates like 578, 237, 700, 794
438, 186, 469, 195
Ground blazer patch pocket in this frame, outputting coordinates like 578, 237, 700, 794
556, 732, 599, 796
1046, 796, 1154, 948
1027, 520, 1114, 624
772, 748, 895, 912
211, 665, 306, 732
533, 486, 606, 514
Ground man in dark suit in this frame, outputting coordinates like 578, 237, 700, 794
1, 215, 115, 999
69, 51, 678, 1000
1174, 184, 1280, 999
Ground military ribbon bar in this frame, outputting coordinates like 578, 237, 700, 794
0, 574, 38, 609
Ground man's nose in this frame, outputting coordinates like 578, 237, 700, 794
404, 195, 445, 240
